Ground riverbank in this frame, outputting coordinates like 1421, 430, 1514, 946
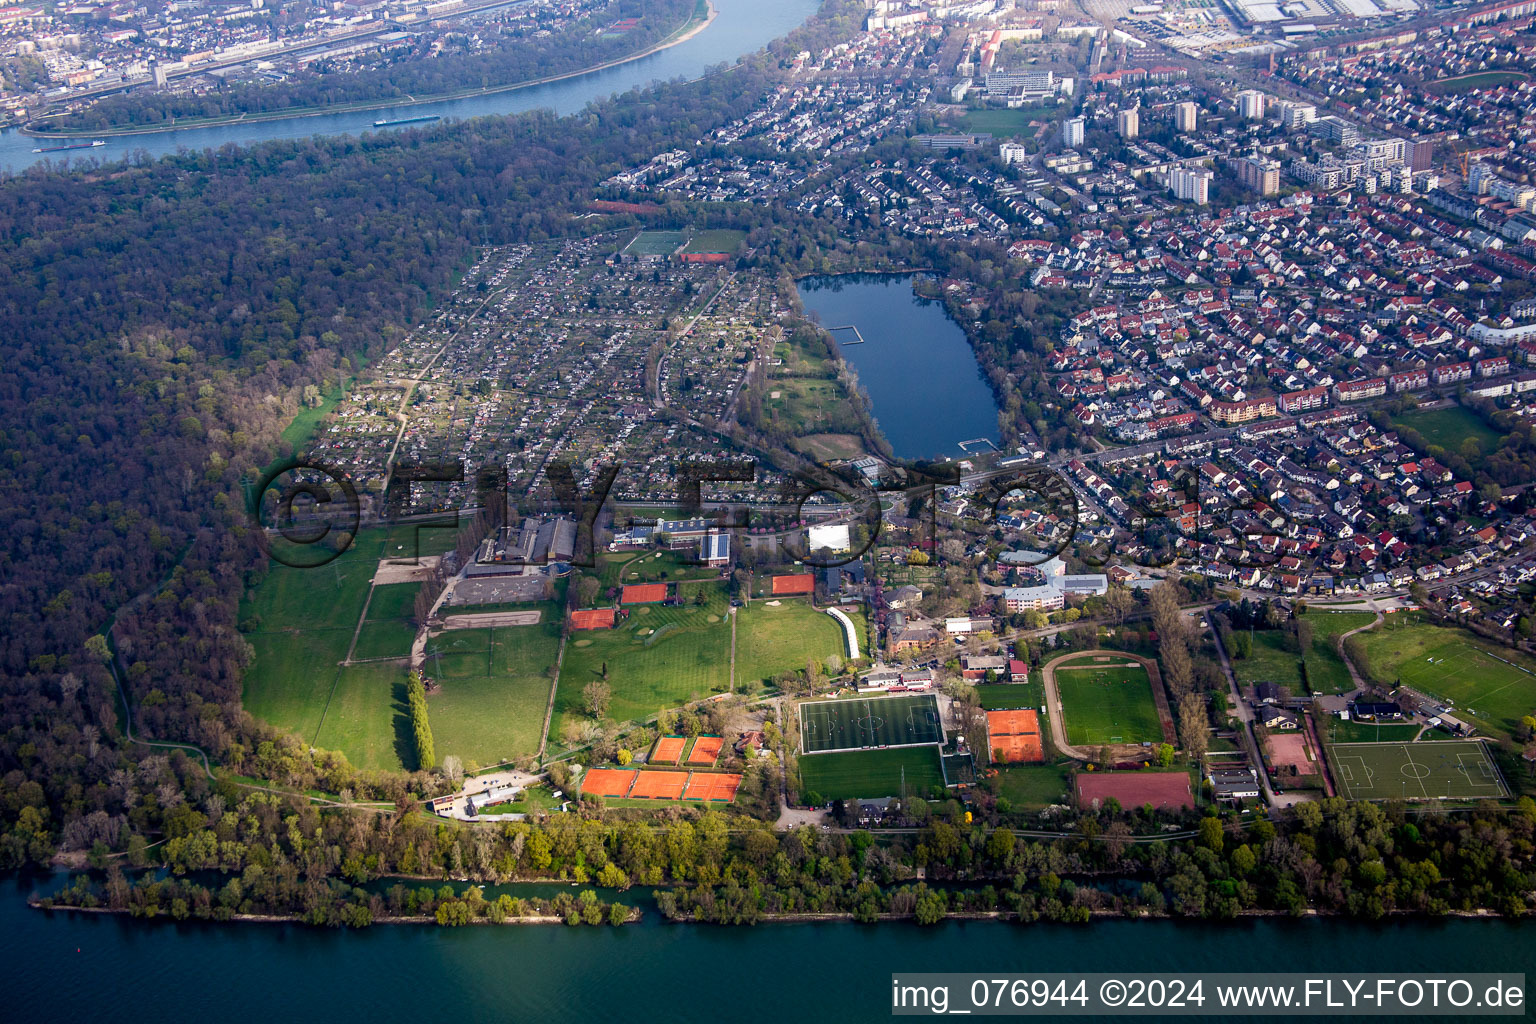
24, 0, 717, 139
30, 900, 642, 926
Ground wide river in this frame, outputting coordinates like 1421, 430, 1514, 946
1, 871, 1530, 1023
797, 273, 1003, 461
0, 0, 819, 173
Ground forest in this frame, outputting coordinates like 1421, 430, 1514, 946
44, 0, 699, 130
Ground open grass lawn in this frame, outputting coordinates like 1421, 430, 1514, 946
1230, 629, 1304, 692
428, 617, 562, 767
764, 376, 846, 434
241, 629, 352, 741
597, 550, 721, 589
683, 228, 745, 253
239, 528, 385, 631
313, 661, 408, 771
797, 746, 945, 802
1324, 718, 1422, 744
974, 681, 1045, 710
381, 518, 463, 561
552, 584, 732, 737
1302, 611, 1377, 693
1395, 405, 1504, 457
624, 229, 689, 256
959, 108, 1041, 136
994, 762, 1073, 808
352, 618, 416, 661
1422, 71, 1529, 95
1357, 620, 1536, 739
792, 433, 868, 462
366, 583, 420, 622
1054, 659, 1162, 746
735, 600, 846, 688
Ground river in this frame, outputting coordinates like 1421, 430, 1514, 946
0, 0, 819, 173
797, 273, 1003, 461
1, 872, 1529, 1023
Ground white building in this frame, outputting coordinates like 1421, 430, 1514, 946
999, 141, 1029, 165
1169, 166, 1213, 205
1174, 101, 1198, 133
1061, 116, 1085, 148
1002, 585, 1065, 613
1235, 89, 1266, 120
1116, 107, 1139, 139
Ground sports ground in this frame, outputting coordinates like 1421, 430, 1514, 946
798, 693, 943, 753
1053, 658, 1163, 747
1358, 619, 1536, 737
797, 745, 945, 802
987, 709, 1044, 764
1331, 741, 1508, 801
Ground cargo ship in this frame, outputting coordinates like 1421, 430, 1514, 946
372, 115, 440, 127
31, 139, 107, 153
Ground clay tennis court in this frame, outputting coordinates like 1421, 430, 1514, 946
652, 736, 686, 763
621, 583, 668, 604
570, 608, 616, 630
987, 709, 1044, 764
629, 771, 689, 799
582, 768, 636, 798
684, 772, 742, 802
686, 736, 724, 765
771, 573, 815, 595
1077, 772, 1193, 810
1265, 732, 1317, 775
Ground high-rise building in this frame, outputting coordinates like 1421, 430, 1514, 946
1116, 107, 1139, 139
1061, 117, 1085, 147
1407, 137, 1434, 173
1174, 101, 1198, 133
1235, 155, 1280, 196
1235, 89, 1266, 120
1276, 101, 1317, 129
1309, 116, 1359, 148
1169, 166, 1213, 204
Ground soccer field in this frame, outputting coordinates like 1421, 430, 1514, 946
1331, 741, 1508, 801
799, 693, 943, 754
1054, 661, 1162, 746
797, 746, 945, 802
1360, 621, 1536, 737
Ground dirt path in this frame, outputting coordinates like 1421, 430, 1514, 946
536, 632, 569, 762
1335, 610, 1385, 696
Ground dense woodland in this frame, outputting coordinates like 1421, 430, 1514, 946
47, 0, 698, 130
2, 0, 1535, 925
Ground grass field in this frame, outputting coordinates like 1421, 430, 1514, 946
241, 629, 353, 742
1324, 718, 1422, 744
1331, 740, 1508, 800
552, 584, 732, 737
959, 108, 1045, 136
797, 745, 945, 802
1054, 659, 1162, 747
1394, 405, 1504, 456
682, 228, 745, 253
799, 693, 943, 753
597, 550, 721, 589
734, 600, 847, 688
313, 661, 409, 771
426, 616, 561, 767
1230, 630, 1303, 691
624, 229, 689, 256
1304, 612, 1377, 693
974, 681, 1045, 710
1358, 619, 1536, 738
1422, 71, 1529, 95
994, 762, 1073, 808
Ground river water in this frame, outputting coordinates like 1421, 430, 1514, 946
797, 273, 1003, 461
0, 0, 819, 173
1, 871, 1530, 1023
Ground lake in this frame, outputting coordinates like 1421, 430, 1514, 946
0, 0, 819, 173
796, 274, 1002, 461
1, 872, 1529, 1023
